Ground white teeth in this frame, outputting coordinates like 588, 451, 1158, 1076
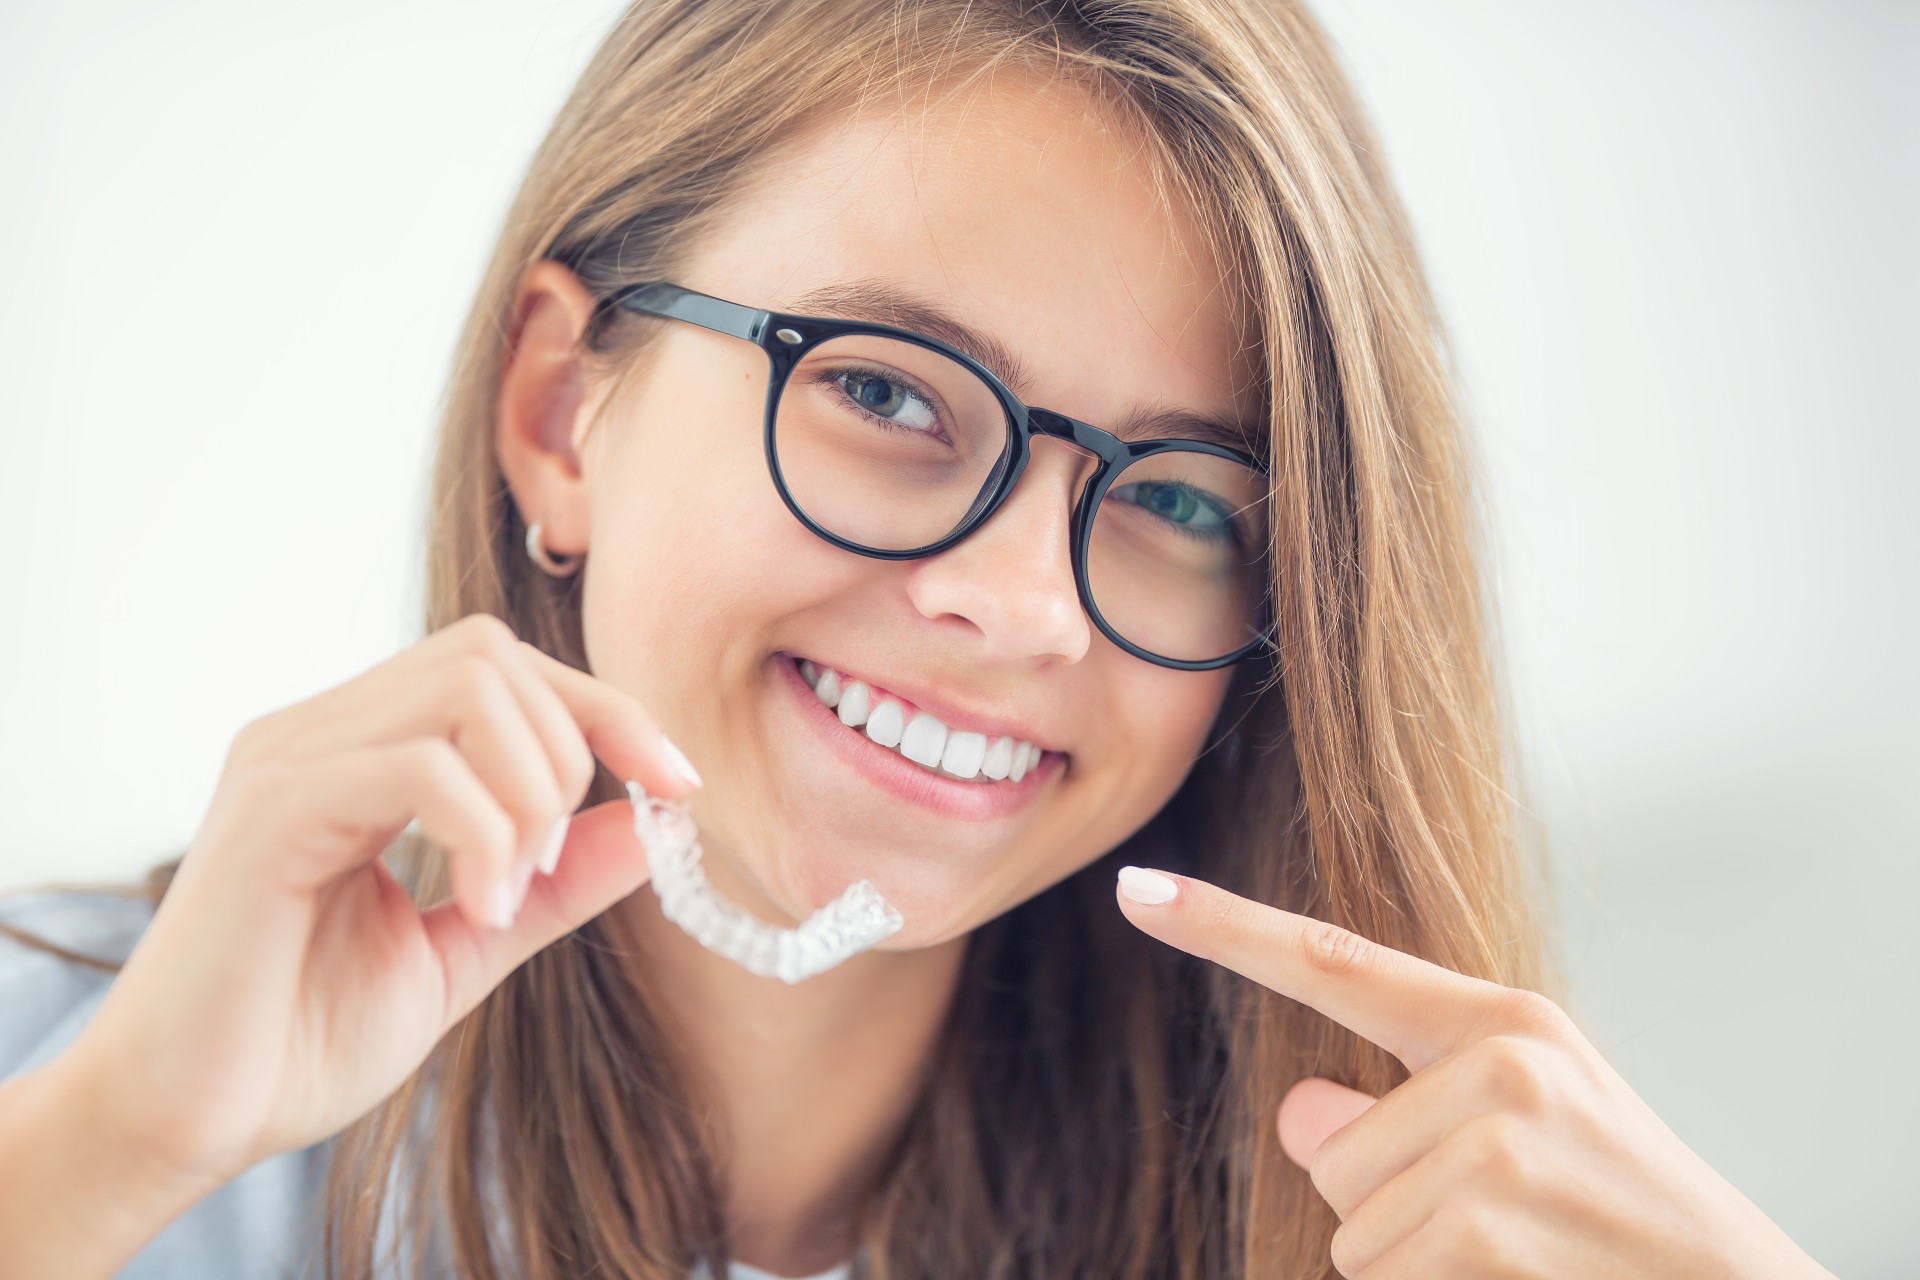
800, 658, 1048, 786
864, 698, 905, 748
836, 679, 871, 727
1009, 741, 1032, 783
899, 711, 948, 768
979, 735, 1015, 780
941, 730, 986, 779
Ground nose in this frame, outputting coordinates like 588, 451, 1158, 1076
902, 435, 1095, 664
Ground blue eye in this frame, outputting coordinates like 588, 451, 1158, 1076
1111, 480, 1234, 541
832, 368, 941, 435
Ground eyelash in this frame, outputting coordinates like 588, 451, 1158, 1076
805, 358, 1253, 544
818, 363, 956, 446
1109, 479, 1241, 545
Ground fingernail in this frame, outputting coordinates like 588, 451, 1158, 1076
489, 879, 519, 931
512, 854, 536, 910
536, 815, 570, 876
660, 734, 703, 789
1118, 865, 1179, 906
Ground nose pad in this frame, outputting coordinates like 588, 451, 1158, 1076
904, 433, 1097, 663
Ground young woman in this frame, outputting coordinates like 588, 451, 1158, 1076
0, 1, 1838, 1278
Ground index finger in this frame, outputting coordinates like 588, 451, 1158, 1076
1115, 866, 1554, 1072
511, 640, 703, 802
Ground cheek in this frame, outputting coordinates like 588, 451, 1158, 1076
579, 368, 812, 708
631, 365, 772, 550
972, 673, 1226, 924
1081, 674, 1226, 831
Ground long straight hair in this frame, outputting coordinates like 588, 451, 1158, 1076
3, 1, 1562, 1276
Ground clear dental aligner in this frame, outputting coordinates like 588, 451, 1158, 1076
626, 779, 905, 984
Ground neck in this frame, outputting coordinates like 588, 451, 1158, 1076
622, 878, 967, 1276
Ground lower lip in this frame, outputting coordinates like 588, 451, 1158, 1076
773, 651, 1065, 821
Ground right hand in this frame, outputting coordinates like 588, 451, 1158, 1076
56, 611, 701, 1196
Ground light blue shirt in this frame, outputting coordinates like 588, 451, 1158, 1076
0, 888, 853, 1280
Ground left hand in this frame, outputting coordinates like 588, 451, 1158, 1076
1114, 865, 1837, 1279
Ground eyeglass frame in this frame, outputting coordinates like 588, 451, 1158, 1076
603, 280, 1280, 672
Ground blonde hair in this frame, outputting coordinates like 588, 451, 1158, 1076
6, 1, 1562, 1275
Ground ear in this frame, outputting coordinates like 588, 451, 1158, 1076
496, 259, 607, 563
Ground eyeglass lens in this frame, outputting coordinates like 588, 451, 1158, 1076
772, 333, 1271, 664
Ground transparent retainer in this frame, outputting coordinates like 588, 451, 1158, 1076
626, 779, 905, 984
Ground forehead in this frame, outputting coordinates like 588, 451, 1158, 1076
682, 65, 1261, 430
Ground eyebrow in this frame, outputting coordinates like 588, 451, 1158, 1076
782, 279, 1263, 459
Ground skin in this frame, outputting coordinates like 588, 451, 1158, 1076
495, 67, 1257, 1272
0, 52, 1834, 1280
1115, 870, 1840, 1278
489, 56, 1837, 1280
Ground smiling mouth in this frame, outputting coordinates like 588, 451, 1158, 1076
785, 654, 1057, 785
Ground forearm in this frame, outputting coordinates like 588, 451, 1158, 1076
0, 1053, 227, 1280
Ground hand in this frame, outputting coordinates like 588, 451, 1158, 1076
1114, 866, 1837, 1280
59, 612, 702, 1197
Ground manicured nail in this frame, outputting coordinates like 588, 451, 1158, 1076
536, 815, 570, 876
512, 854, 536, 908
1118, 865, 1179, 906
489, 879, 519, 931
660, 734, 703, 788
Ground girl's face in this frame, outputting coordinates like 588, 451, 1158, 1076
547, 69, 1259, 948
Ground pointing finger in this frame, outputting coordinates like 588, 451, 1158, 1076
1116, 866, 1541, 1072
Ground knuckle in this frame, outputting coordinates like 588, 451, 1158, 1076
1452, 1112, 1532, 1189
230, 712, 267, 749
1475, 1034, 1561, 1115
1513, 986, 1570, 1029
401, 736, 467, 796
477, 807, 519, 866
445, 650, 508, 706
202, 760, 299, 856
226, 712, 278, 765
456, 610, 518, 651
403, 739, 513, 862
1430, 1201, 1509, 1271
1306, 1145, 1345, 1216
1326, 1223, 1361, 1277
531, 755, 570, 819
1302, 919, 1375, 981
221, 758, 293, 811
509, 645, 596, 798
470, 620, 525, 671
563, 737, 598, 801
1484, 985, 1571, 1037
1305, 1108, 1358, 1203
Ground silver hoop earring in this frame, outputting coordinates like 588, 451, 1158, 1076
526, 518, 583, 577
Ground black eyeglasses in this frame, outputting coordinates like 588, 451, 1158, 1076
606, 281, 1278, 671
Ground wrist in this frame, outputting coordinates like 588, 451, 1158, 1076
1704, 1200, 1841, 1280
0, 1051, 229, 1279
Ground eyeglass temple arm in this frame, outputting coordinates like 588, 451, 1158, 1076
614, 282, 769, 342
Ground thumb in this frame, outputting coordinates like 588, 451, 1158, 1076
422, 795, 653, 1023
1277, 1076, 1379, 1169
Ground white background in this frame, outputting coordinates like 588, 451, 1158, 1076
1, 2, 1912, 1272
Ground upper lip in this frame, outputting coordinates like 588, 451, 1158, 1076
787, 651, 1067, 755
